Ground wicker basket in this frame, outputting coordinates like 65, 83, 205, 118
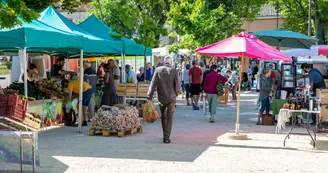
263, 114, 274, 126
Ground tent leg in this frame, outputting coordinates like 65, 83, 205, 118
78, 49, 84, 133
121, 53, 126, 104
23, 48, 28, 98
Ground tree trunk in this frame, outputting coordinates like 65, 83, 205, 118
313, 0, 324, 44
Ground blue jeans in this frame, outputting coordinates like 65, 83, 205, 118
259, 97, 270, 114
207, 94, 218, 115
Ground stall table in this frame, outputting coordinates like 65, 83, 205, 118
276, 109, 320, 148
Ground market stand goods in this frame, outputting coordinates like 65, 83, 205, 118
90, 105, 142, 137
0, 79, 72, 130
4, 80, 68, 100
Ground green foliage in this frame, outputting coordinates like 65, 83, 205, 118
92, 0, 168, 48
167, 0, 267, 52
0, 0, 91, 29
91, 0, 140, 38
270, 0, 328, 43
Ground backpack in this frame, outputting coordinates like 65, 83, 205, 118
63, 107, 76, 126
216, 77, 224, 96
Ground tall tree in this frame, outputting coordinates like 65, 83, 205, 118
271, 0, 328, 44
91, 0, 168, 48
0, 0, 91, 29
167, 0, 268, 52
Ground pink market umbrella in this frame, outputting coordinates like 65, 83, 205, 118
195, 32, 291, 137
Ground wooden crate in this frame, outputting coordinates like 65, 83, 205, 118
218, 87, 229, 104
137, 91, 148, 97
116, 91, 126, 96
126, 90, 137, 96
320, 89, 328, 103
138, 84, 149, 90
89, 126, 143, 137
321, 106, 328, 121
116, 84, 127, 92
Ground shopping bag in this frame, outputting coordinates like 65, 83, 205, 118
142, 100, 159, 123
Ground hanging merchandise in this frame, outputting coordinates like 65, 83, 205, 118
325, 62, 328, 70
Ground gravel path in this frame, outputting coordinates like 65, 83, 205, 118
1, 91, 328, 173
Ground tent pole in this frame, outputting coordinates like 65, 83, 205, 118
78, 49, 84, 133
235, 54, 244, 135
121, 53, 126, 104
23, 48, 28, 98
135, 56, 137, 71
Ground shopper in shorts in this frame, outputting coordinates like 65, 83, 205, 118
62, 79, 93, 126
189, 60, 202, 110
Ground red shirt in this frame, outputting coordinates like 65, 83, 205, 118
189, 66, 202, 84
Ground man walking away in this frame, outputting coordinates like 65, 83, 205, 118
148, 56, 181, 144
189, 61, 202, 110
84, 62, 97, 121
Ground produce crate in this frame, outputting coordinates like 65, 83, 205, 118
137, 84, 149, 91
320, 89, 328, 103
7, 95, 28, 121
23, 113, 41, 130
116, 91, 126, 96
126, 90, 137, 96
0, 94, 9, 116
116, 84, 127, 92
126, 84, 137, 96
321, 106, 328, 121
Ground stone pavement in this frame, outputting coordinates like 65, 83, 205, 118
1, 91, 328, 173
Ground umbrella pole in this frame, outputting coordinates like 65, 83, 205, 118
23, 48, 28, 98
229, 54, 248, 140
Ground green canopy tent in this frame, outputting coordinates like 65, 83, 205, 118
0, 18, 87, 132
38, 7, 123, 57
79, 15, 152, 56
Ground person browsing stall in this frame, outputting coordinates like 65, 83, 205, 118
62, 79, 93, 127
298, 63, 326, 95
51, 58, 75, 78
204, 64, 227, 123
22, 63, 41, 84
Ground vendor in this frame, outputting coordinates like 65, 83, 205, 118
22, 63, 40, 84
51, 58, 75, 78
61, 79, 93, 127
298, 63, 326, 95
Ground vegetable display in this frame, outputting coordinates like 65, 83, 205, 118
92, 106, 141, 132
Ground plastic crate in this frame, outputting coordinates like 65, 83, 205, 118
6, 95, 28, 121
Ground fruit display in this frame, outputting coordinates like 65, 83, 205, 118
5, 79, 69, 100
92, 106, 141, 132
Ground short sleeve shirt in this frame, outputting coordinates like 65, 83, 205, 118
308, 69, 322, 83
189, 66, 202, 84
68, 80, 91, 94
51, 64, 62, 77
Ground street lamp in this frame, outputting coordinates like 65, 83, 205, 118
308, 0, 311, 36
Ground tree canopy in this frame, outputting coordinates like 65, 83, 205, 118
270, 0, 328, 44
92, 0, 168, 48
0, 0, 91, 29
167, 0, 268, 53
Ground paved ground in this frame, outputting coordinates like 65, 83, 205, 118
1, 91, 328, 173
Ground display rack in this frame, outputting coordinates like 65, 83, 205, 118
0, 116, 38, 172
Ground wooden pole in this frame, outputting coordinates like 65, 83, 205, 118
235, 54, 244, 135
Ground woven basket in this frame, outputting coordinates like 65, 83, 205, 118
263, 114, 274, 126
